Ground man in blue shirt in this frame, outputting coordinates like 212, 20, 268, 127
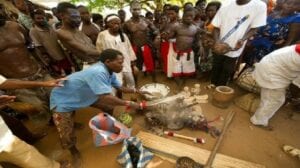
50, 49, 145, 167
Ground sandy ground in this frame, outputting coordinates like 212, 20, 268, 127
3, 72, 300, 168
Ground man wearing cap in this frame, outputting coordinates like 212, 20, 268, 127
96, 14, 136, 89
250, 44, 300, 130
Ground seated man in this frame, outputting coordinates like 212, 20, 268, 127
50, 49, 146, 167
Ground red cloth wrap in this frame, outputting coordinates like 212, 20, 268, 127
296, 44, 300, 54
132, 45, 154, 72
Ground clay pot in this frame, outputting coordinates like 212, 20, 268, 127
212, 86, 235, 109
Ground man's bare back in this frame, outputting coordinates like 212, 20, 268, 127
0, 21, 39, 78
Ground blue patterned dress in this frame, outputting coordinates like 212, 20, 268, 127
245, 13, 300, 64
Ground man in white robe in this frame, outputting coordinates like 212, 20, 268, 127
96, 14, 136, 89
250, 44, 300, 128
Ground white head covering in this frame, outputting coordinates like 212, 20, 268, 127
106, 15, 120, 22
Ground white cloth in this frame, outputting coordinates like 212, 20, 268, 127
250, 87, 286, 126
167, 39, 176, 78
0, 75, 6, 84
0, 75, 13, 153
96, 30, 136, 73
96, 30, 136, 87
212, 0, 267, 58
170, 45, 196, 76
253, 45, 300, 89
0, 136, 60, 168
0, 116, 14, 152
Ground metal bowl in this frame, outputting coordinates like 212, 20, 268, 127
139, 83, 170, 100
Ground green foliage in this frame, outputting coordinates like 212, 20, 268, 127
166, 0, 197, 7
70, 0, 120, 11
69, 0, 221, 12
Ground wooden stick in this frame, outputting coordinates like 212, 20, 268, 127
164, 131, 205, 144
204, 111, 235, 168
137, 131, 265, 168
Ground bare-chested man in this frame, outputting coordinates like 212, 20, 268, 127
161, 5, 180, 77
92, 13, 104, 30
167, 7, 204, 88
123, 0, 159, 82
0, 4, 52, 124
118, 9, 126, 25
30, 9, 74, 77
77, 5, 100, 45
56, 2, 100, 70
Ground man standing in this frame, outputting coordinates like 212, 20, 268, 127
0, 4, 52, 124
250, 45, 300, 130
161, 5, 180, 77
118, 9, 126, 25
167, 7, 204, 87
50, 49, 146, 167
123, 0, 159, 82
56, 2, 100, 70
96, 14, 136, 89
30, 9, 74, 77
13, 0, 32, 30
92, 13, 104, 30
77, 5, 100, 45
210, 0, 267, 86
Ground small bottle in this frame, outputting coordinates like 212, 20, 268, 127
183, 86, 191, 98
193, 84, 201, 95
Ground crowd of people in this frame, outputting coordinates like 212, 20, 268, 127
0, 0, 299, 167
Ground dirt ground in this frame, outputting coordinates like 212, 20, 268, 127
4, 72, 300, 168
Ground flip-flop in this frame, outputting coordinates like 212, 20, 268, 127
254, 125, 274, 131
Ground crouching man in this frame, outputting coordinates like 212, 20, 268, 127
50, 49, 146, 167
250, 44, 300, 130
